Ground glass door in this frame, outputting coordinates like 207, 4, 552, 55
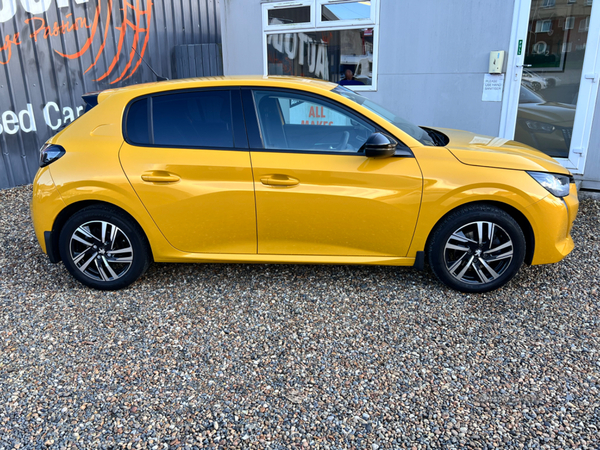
502, 0, 600, 173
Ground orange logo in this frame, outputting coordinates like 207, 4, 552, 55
0, 0, 152, 84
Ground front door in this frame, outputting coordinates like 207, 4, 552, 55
503, 0, 600, 173
120, 89, 257, 254
247, 89, 423, 256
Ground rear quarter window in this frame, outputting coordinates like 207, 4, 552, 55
125, 98, 150, 145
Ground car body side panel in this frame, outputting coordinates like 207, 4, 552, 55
119, 145, 257, 254
32, 76, 577, 272
31, 167, 66, 254
40, 95, 181, 260
250, 152, 423, 256
407, 147, 578, 265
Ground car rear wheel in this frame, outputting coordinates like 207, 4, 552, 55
427, 205, 526, 293
59, 206, 151, 290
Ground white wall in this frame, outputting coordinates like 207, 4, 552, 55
362, 1, 515, 136
220, 0, 264, 76
221, 0, 515, 137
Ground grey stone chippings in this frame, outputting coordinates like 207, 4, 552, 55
1, 184, 599, 449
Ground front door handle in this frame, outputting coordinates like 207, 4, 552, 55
141, 171, 181, 183
260, 175, 300, 187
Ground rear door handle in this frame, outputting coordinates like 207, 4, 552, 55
260, 175, 300, 187
141, 171, 181, 183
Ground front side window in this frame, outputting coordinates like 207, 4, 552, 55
253, 90, 376, 152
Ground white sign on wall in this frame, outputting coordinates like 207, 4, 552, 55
482, 74, 505, 102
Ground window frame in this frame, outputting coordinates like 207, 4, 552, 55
122, 88, 249, 151
316, 0, 377, 28
240, 86, 411, 156
262, 0, 380, 92
262, 0, 316, 31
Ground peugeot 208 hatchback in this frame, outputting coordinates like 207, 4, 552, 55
31, 76, 578, 292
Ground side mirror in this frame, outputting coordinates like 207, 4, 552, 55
360, 133, 397, 158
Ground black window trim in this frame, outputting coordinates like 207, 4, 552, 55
239, 86, 413, 157
122, 87, 249, 151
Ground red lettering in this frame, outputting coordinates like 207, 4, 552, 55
309, 106, 315, 118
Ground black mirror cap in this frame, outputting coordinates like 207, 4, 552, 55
361, 132, 398, 158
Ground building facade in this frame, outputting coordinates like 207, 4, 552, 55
221, 0, 600, 190
0, 0, 222, 189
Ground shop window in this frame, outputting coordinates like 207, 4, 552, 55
263, 0, 379, 91
263, 1, 315, 30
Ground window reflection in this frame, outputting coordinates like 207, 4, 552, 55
267, 29, 374, 85
515, 0, 592, 158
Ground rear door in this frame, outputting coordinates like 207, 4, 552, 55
120, 88, 257, 254
243, 88, 423, 257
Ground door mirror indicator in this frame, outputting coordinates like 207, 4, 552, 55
360, 132, 398, 158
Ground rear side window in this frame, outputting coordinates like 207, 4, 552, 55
153, 91, 233, 148
126, 98, 150, 145
124, 90, 234, 149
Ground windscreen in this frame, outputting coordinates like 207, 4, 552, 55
332, 85, 435, 146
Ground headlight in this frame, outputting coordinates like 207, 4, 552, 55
524, 120, 555, 133
39, 144, 65, 167
527, 171, 571, 198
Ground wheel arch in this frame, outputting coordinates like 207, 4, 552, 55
49, 200, 153, 264
424, 200, 535, 265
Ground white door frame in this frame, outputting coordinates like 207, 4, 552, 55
499, 0, 600, 175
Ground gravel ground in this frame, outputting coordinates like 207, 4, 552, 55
1, 184, 599, 449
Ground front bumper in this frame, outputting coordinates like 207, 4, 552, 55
529, 183, 578, 265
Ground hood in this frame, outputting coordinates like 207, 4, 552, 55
439, 128, 570, 174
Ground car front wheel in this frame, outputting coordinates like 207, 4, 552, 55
427, 205, 526, 293
58, 206, 151, 290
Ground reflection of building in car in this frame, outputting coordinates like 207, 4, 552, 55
515, 85, 575, 158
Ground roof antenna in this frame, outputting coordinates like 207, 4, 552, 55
132, 45, 169, 81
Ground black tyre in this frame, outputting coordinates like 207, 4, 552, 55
427, 205, 526, 293
59, 205, 151, 290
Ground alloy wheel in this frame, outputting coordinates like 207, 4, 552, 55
443, 221, 514, 285
69, 220, 134, 282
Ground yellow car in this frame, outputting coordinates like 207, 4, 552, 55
30, 76, 578, 292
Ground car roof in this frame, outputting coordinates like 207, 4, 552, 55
97, 76, 339, 102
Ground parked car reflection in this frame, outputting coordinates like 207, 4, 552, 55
515, 85, 574, 158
